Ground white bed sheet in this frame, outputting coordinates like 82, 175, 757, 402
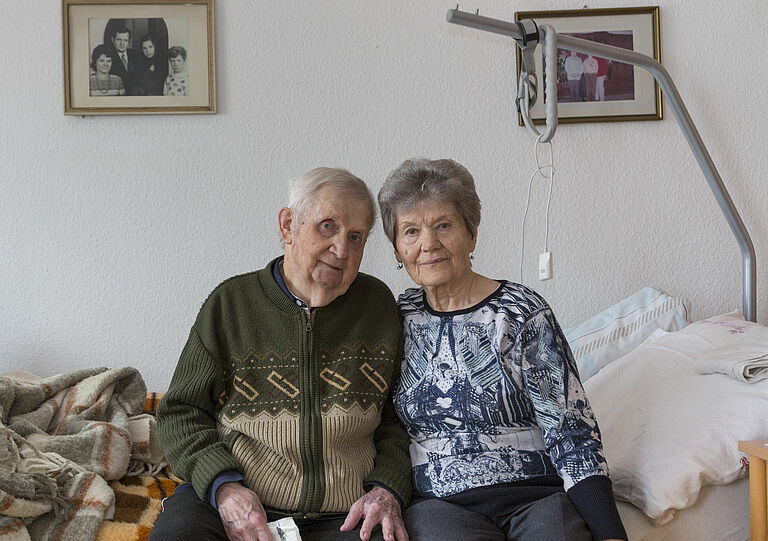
583, 316, 768, 522
617, 477, 748, 541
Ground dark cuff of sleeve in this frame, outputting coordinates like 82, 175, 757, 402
567, 475, 628, 541
207, 470, 247, 509
363, 482, 403, 508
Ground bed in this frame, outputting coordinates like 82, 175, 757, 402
616, 478, 749, 541
564, 288, 768, 541
2, 289, 765, 541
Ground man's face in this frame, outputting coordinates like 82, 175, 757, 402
282, 184, 371, 305
112, 32, 130, 53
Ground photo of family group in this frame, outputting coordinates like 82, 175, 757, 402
514, 6, 661, 123
88, 18, 189, 97
556, 31, 635, 103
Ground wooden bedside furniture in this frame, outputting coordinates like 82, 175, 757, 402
739, 440, 768, 541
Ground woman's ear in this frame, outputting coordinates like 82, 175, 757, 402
278, 207, 294, 244
393, 248, 402, 263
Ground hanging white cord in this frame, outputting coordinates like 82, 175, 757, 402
519, 135, 555, 283
519, 161, 537, 283
542, 141, 555, 252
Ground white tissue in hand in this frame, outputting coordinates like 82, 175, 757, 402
268, 517, 302, 541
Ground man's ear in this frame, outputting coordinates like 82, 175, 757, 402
278, 207, 294, 244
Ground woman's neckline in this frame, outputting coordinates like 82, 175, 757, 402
422, 280, 505, 316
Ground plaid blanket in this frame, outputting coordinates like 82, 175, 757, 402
0, 369, 169, 541
96, 470, 180, 541
96, 394, 180, 541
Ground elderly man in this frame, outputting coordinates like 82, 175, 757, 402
151, 168, 411, 541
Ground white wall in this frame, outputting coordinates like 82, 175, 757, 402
2, 0, 767, 391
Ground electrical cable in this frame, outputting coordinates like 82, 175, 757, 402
519, 134, 555, 283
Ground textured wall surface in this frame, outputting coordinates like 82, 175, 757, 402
2, 0, 767, 390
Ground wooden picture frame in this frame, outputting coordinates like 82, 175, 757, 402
62, 0, 215, 115
514, 6, 661, 124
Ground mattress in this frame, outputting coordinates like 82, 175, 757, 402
617, 477, 748, 541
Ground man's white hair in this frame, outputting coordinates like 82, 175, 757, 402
288, 167, 376, 231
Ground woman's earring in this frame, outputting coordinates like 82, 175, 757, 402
397, 262, 403, 270
470, 253, 475, 261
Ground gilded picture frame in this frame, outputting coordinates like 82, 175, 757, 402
514, 6, 662, 124
62, 0, 215, 115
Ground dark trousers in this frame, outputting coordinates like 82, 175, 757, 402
148, 485, 385, 541
403, 487, 593, 541
567, 79, 582, 102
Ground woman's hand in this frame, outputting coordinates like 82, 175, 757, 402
216, 482, 272, 541
340, 486, 409, 541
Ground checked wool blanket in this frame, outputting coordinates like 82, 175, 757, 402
96, 469, 180, 541
96, 393, 180, 541
0, 369, 173, 541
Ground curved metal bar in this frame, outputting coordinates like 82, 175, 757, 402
446, 8, 756, 321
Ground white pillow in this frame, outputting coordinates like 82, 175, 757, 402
564, 287, 691, 381
681, 309, 767, 345
584, 313, 768, 525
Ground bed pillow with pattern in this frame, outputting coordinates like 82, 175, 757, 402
564, 286, 691, 381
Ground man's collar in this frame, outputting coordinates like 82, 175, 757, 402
273, 257, 309, 310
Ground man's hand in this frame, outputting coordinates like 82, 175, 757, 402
340, 486, 408, 541
216, 482, 272, 541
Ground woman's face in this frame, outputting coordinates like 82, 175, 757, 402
95, 54, 112, 75
141, 41, 155, 58
169, 55, 185, 73
394, 200, 476, 290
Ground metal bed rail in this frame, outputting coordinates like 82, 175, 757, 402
446, 8, 756, 321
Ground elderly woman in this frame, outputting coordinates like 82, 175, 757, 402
151, 168, 411, 541
89, 44, 125, 96
378, 159, 627, 541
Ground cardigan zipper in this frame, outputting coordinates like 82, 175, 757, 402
299, 308, 323, 512
306, 310, 313, 332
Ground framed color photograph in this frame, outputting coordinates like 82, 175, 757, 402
62, 0, 215, 115
514, 6, 661, 124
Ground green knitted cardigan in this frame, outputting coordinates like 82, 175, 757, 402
157, 258, 412, 516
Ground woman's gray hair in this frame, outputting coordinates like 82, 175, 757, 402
289, 167, 376, 231
378, 158, 481, 247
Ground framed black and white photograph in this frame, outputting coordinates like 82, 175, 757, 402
62, 0, 215, 115
514, 6, 661, 124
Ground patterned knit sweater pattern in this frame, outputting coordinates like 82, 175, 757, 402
157, 259, 412, 516
395, 281, 609, 498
